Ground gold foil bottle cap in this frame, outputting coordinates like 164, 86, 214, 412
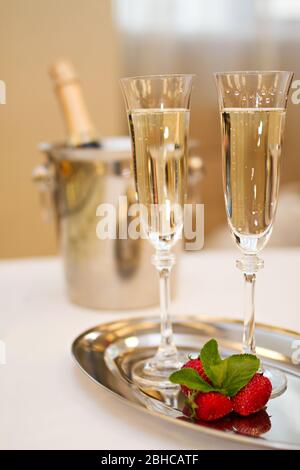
49, 58, 99, 146
49, 59, 79, 88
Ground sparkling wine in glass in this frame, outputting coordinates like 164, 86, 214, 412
121, 75, 193, 390
128, 108, 188, 248
215, 71, 293, 397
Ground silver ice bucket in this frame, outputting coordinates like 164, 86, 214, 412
33, 137, 160, 310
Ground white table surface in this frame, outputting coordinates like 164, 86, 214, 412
0, 249, 299, 450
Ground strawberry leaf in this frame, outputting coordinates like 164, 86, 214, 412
169, 368, 218, 393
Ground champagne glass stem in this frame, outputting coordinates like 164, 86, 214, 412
159, 266, 173, 349
237, 254, 287, 395
236, 254, 264, 355
243, 273, 256, 355
152, 250, 178, 366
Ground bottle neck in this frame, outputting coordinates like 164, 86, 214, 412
55, 79, 98, 147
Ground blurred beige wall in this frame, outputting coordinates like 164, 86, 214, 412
0, 0, 123, 258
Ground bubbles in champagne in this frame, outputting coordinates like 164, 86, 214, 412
129, 108, 189, 250
221, 108, 286, 252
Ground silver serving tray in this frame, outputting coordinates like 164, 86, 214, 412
72, 316, 300, 449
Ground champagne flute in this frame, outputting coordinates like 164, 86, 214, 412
215, 71, 293, 397
121, 74, 193, 389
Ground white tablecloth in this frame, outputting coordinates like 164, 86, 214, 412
0, 249, 299, 450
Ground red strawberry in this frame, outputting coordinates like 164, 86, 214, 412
193, 392, 233, 421
232, 409, 271, 437
232, 373, 272, 417
181, 358, 210, 396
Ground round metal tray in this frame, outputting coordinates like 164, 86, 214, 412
72, 316, 300, 449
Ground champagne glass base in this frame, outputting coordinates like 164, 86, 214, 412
131, 353, 186, 391
263, 367, 287, 398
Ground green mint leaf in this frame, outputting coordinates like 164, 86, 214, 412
200, 339, 260, 395
208, 361, 229, 388
200, 339, 222, 386
169, 368, 218, 393
221, 354, 260, 396
172, 339, 260, 397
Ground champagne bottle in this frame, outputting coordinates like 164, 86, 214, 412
49, 59, 100, 148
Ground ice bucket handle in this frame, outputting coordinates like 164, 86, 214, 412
32, 162, 56, 223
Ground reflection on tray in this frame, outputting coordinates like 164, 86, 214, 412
179, 405, 271, 438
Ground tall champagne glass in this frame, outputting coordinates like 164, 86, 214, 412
121, 75, 193, 389
215, 71, 293, 397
